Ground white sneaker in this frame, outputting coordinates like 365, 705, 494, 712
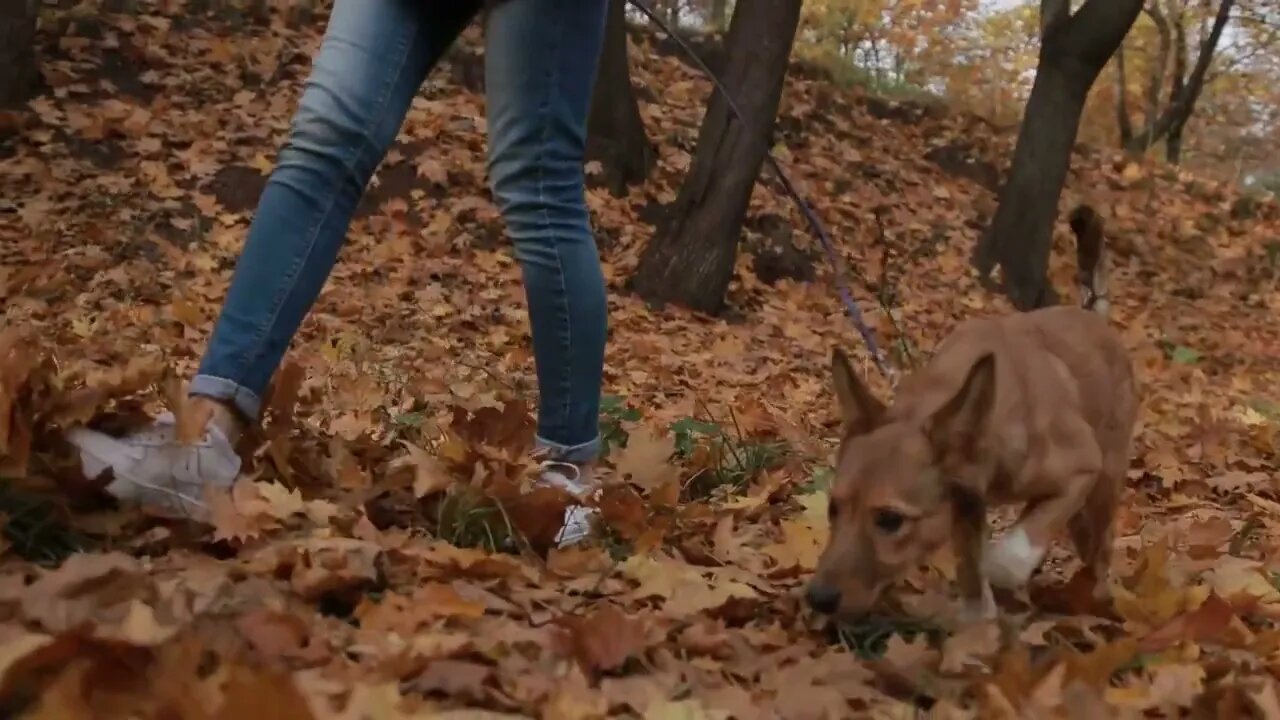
65, 412, 240, 521
534, 460, 598, 548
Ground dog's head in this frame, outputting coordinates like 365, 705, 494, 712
805, 348, 996, 620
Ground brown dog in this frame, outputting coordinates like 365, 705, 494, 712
806, 219, 1137, 622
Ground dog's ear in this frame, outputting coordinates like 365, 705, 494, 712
926, 352, 996, 461
831, 347, 885, 436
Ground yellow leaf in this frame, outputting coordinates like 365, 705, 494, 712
614, 426, 678, 493
256, 480, 307, 521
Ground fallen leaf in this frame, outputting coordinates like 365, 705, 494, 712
391, 441, 455, 499
556, 603, 650, 673
614, 426, 678, 493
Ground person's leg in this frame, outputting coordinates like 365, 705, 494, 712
484, 0, 608, 546
485, 0, 608, 466
193, 0, 480, 421
68, 0, 481, 518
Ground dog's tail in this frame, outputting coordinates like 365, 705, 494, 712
1068, 204, 1110, 318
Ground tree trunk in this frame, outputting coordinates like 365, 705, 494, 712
630, 0, 801, 314
1116, 43, 1133, 145
586, 0, 655, 198
1165, 120, 1185, 164
710, 0, 728, 31
972, 0, 1143, 311
1124, 0, 1234, 153
0, 0, 40, 109
1141, 1, 1172, 145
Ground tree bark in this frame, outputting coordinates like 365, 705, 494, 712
630, 0, 801, 314
586, 0, 655, 197
0, 0, 40, 109
1116, 43, 1133, 145
1124, 0, 1234, 154
972, 0, 1144, 311
1143, 1, 1172, 142
710, 0, 728, 31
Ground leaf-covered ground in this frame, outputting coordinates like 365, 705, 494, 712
2, 7, 1280, 719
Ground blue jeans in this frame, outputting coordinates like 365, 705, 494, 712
190, 0, 609, 463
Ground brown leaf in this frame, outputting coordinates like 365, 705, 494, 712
556, 604, 649, 673
391, 440, 455, 499
1139, 591, 1237, 652
940, 620, 1000, 674
356, 583, 486, 637
596, 484, 649, 540
289, 538, 380, 601
255, 480, 307, 521
20, 552, 146, 635
407, 659, 492, 701
234, 607, 330, 666
497, 485, 573, 552
207, 481, 280, 543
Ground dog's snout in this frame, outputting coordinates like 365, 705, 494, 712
805, 583, 841, 614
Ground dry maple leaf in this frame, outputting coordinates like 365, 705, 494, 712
19, 552, 147, 635
621, 554, 758, 617
940, 620, 1001, 674
356, 582, 486, 637
206, 481, 282, 542
405, 659, 492, 702
391, 440, 456, 499
614, 425, 678, 493
1141, 662, 1206, 711
289, 538, 381, 601
92, 599, 181, 647
1138, 591, 1238, 652
234, 607, 330, 666
540, 665, 610, 720
555, 603, 650, 673
643, 699, 731, 720
256, 480, 308, 520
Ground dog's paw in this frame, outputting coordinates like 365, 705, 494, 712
984, 528, 1046, 590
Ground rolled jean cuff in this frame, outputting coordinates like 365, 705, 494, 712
536, 433, 601, 464
189, 375, 263, 422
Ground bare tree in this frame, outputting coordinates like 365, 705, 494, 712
587, 0, 655, 197
630, 0, 802, 313
1122, 0, 1236, 164
0, 0, 39, 108
972, 0, 1144, 311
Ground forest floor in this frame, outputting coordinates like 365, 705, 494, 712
2, 6, 1280, 719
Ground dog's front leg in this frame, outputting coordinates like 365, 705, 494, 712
985, 473, 1094, 591
952, 486, 997, 621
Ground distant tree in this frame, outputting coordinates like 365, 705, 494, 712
1119, 0, 1236, 164
587, 0, 655, 197
973, 0, 1144, 311
0, 0, 40, 108
630, 0, 802, 314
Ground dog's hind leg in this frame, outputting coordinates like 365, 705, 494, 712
1068, 464, 1123, 601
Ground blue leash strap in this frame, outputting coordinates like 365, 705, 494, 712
624, 0, 893, 379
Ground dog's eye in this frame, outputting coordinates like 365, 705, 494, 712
873, 509, 905, 533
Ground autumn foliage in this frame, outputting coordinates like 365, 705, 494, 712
0, 2, 1279, 719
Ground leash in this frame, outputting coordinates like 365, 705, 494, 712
623, 0, 893, 379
